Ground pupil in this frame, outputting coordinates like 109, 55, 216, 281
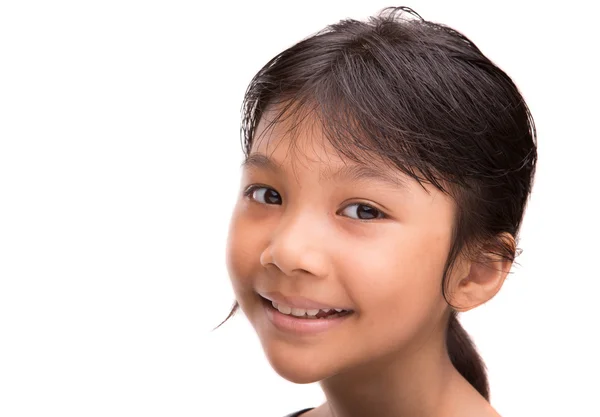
266, 189, 280, 204
358, 205, 378, 219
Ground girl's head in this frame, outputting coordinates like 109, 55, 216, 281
222, 6, 536, 400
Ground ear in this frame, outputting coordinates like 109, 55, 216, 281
446, 233, 516, 312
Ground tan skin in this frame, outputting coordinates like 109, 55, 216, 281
225, 108, 513, 417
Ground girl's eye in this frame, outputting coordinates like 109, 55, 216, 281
243, 185, 282, 205
340, 203, 386, 220
243, 185, 387, 221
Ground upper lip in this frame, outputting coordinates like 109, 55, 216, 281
259, 291, 352, 311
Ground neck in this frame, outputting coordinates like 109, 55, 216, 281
316, 334, 495, 417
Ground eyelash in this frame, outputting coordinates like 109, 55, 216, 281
243, 185, 388, 221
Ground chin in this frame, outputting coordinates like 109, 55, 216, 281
260, 340, 337, 384
270, 363, 327, 385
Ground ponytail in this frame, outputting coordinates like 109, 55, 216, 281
446, 311, 489, 400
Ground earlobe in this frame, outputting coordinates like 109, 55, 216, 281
447, 233, 515, 312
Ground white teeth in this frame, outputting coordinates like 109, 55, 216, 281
271, 301, 348, 317
276, 304, 292, 314
291, 308, 305, 317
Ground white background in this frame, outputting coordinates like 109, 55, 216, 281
0, 1, 598, 416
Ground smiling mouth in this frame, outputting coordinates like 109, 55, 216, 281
260, 296, 354, 319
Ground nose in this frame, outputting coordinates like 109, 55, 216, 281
259, 210, 331, 279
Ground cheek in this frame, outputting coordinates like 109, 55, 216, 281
347, 225, 450, 297
341, 226, 451, 344
225, 209, 259, 297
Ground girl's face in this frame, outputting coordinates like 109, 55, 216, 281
225, 111, 458, 383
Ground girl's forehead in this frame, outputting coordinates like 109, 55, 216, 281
252, 134, 344, 170
248, 127, 417, 192
252, 107, 381, 170
249, 104, 429, 192
252, 120, 345, 169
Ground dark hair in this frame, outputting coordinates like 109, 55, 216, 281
216, 6, 537, 401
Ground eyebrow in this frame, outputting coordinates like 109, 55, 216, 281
241, 153, 408, 189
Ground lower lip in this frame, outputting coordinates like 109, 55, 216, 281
261, 297, 354, 336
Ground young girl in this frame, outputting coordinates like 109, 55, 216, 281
219, 6, 536, 417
